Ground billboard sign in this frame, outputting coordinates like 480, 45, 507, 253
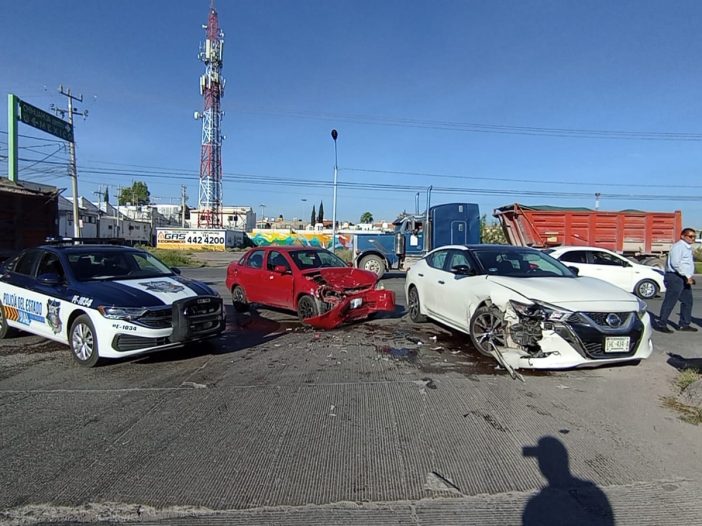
156, 229, 226, 251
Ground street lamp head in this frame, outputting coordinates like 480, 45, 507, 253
331, 129, 338, 141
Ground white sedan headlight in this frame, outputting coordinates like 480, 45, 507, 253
637, 298, 648, 317
510, 300, 573, 321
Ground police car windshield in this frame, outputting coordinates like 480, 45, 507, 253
68, 250, 173, 281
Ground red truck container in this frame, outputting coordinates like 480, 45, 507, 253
493, 203, 682, 264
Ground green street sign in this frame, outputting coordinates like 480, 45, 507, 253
18, 99, 74, 142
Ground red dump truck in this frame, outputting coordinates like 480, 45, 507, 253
493, 203, 683, 266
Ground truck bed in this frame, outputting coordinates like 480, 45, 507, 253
494, 203, 682, 255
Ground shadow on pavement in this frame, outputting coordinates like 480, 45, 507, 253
522, 436, 614, 525
667, 352, 702, 372
130, 305, 292, 365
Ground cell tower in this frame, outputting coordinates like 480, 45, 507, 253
195, 2, 225, 228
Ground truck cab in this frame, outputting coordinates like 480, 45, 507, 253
353, 203, 480, 278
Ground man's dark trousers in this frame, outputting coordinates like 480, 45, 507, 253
659, 272, 693, 328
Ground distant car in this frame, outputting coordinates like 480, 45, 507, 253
545, 246, 665, 299
0, 242, 225, 367
225, 246, 395, 329
405, 245, 653, 374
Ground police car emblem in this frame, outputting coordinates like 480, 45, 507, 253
46, 299, 62, 334
139, 281, 185, 293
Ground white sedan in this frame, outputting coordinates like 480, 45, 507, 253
405, 245, 653, 375
545, 246, 665, 300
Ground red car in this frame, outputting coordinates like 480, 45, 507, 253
225, 246, 395, 329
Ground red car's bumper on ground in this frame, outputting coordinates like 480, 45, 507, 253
304, 289, 396, 330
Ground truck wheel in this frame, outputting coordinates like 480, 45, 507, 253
359, 255, 385, 278
231, 285, 249, 313
0, 303, 17, 339
70, 315, 101, 367
297, 295, 321, 322
407, 286, 427, 323
469, 306, 506, 357
634, 279, 659, 299
646, 257, 665, 270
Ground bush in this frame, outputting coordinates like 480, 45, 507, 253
139, 246, 196, 268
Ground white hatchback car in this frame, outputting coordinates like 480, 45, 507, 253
405, 245, 653, 374
545, 246, 665, 299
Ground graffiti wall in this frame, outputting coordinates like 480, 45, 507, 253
248, 230, 352, 250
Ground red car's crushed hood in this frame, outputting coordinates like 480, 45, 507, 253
301, 267, 377, 291
300, 267, 395, 329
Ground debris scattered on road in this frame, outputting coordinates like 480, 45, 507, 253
422, 377, 437, 390
181, 381, 207, 389
424, 471, 462, 494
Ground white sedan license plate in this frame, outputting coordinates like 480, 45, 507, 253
350, 298, 363, 309
604, 336, 630, 353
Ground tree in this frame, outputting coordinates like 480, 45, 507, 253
118, 181, 150, 206
317, 201, 324, 224
103, 188, 109, 204
311, 205, 316, 226
360, 212, 373, 224
480, 214, 507, 244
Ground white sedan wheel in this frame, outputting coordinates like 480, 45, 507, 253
469, 305, 507, 356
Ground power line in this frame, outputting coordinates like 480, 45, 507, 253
230, 106, 702, 141
344, 167, 702, 189
2, 150, 701, 203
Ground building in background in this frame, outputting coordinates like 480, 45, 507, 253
191, 206, 255, 231
0, 179, 58, 260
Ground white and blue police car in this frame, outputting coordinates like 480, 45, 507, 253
0, 241, 225, 366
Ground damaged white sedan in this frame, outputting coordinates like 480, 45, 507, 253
405, 245, 653, 376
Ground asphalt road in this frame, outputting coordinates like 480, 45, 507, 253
1, 263, 701, 525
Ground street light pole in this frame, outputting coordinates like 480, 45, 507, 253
259, 203, 266, 228
331, 129, 338, 253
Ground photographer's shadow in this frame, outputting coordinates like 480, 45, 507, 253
523, 436, 614, 525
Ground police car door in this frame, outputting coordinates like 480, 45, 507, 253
0, 249, 59, 340
33, 250, 71, 341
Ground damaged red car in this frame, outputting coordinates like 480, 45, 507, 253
225, 246, 396, 329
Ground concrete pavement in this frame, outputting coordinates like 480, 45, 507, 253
1, 269, 701, 525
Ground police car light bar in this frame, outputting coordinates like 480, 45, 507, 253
44, 237, 127, 246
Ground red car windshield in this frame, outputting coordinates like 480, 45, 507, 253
289, 250, 347, 270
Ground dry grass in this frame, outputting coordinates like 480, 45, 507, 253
661, 397, 702, 426
662, 368, 702, 425
675, 368, 702, 392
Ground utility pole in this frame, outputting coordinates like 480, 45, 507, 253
93, 187, 104, 239
52, 85, 87, 238
181, 185, 188, 228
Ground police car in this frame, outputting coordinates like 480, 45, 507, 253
0, 241, 225, 366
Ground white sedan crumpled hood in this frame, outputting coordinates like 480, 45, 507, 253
487, 275, 639, 312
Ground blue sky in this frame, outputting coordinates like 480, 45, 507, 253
1, 0, 702, 226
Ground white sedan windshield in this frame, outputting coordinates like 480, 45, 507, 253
473, 249, 575, 278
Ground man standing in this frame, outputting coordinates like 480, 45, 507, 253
658, 228, 697, 333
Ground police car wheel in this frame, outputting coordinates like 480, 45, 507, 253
70, 315, 101, 367
231, 286, 249, 313
0, 302, 17, 339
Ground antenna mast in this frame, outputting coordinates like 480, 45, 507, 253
195, 2, 225, 228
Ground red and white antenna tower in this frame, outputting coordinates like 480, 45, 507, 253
195, 2, 225, 228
